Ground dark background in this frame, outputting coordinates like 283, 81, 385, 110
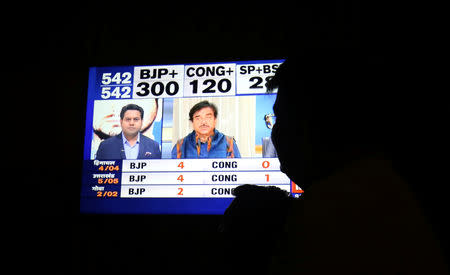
27, 5, 296, 274
15, 2, 447, 273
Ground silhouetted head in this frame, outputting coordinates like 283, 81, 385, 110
268, 48, 403, 190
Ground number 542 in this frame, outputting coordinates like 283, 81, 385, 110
101, 86, 132, 99
101, 72, 132, 85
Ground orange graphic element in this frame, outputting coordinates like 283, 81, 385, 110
291, 181, 304, 193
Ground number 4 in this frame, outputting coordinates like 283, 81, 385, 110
178, 161, 184, 169
177, 175, 184, 182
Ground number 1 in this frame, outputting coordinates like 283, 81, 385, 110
189, 80, 198, 94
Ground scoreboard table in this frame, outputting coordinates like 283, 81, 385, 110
84, 158, 301, 198
81, 59, 304, 214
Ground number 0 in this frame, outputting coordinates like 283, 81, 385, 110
218, 79, 231, 93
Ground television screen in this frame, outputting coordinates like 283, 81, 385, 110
80, 60, 303, 214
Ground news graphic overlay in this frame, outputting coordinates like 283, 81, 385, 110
81, 60, 303, 215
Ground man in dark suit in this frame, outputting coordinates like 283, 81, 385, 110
96, 104, 161, 159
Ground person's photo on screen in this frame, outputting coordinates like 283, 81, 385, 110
171, 100, 241, 159
254, 94, 278, 157
91, 99, 162, 159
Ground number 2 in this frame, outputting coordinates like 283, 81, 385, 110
177, 188, 184, 195
249, 76, 263, 89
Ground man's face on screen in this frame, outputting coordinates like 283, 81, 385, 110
192, 107, 217, 136
120, 110, 143, 138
